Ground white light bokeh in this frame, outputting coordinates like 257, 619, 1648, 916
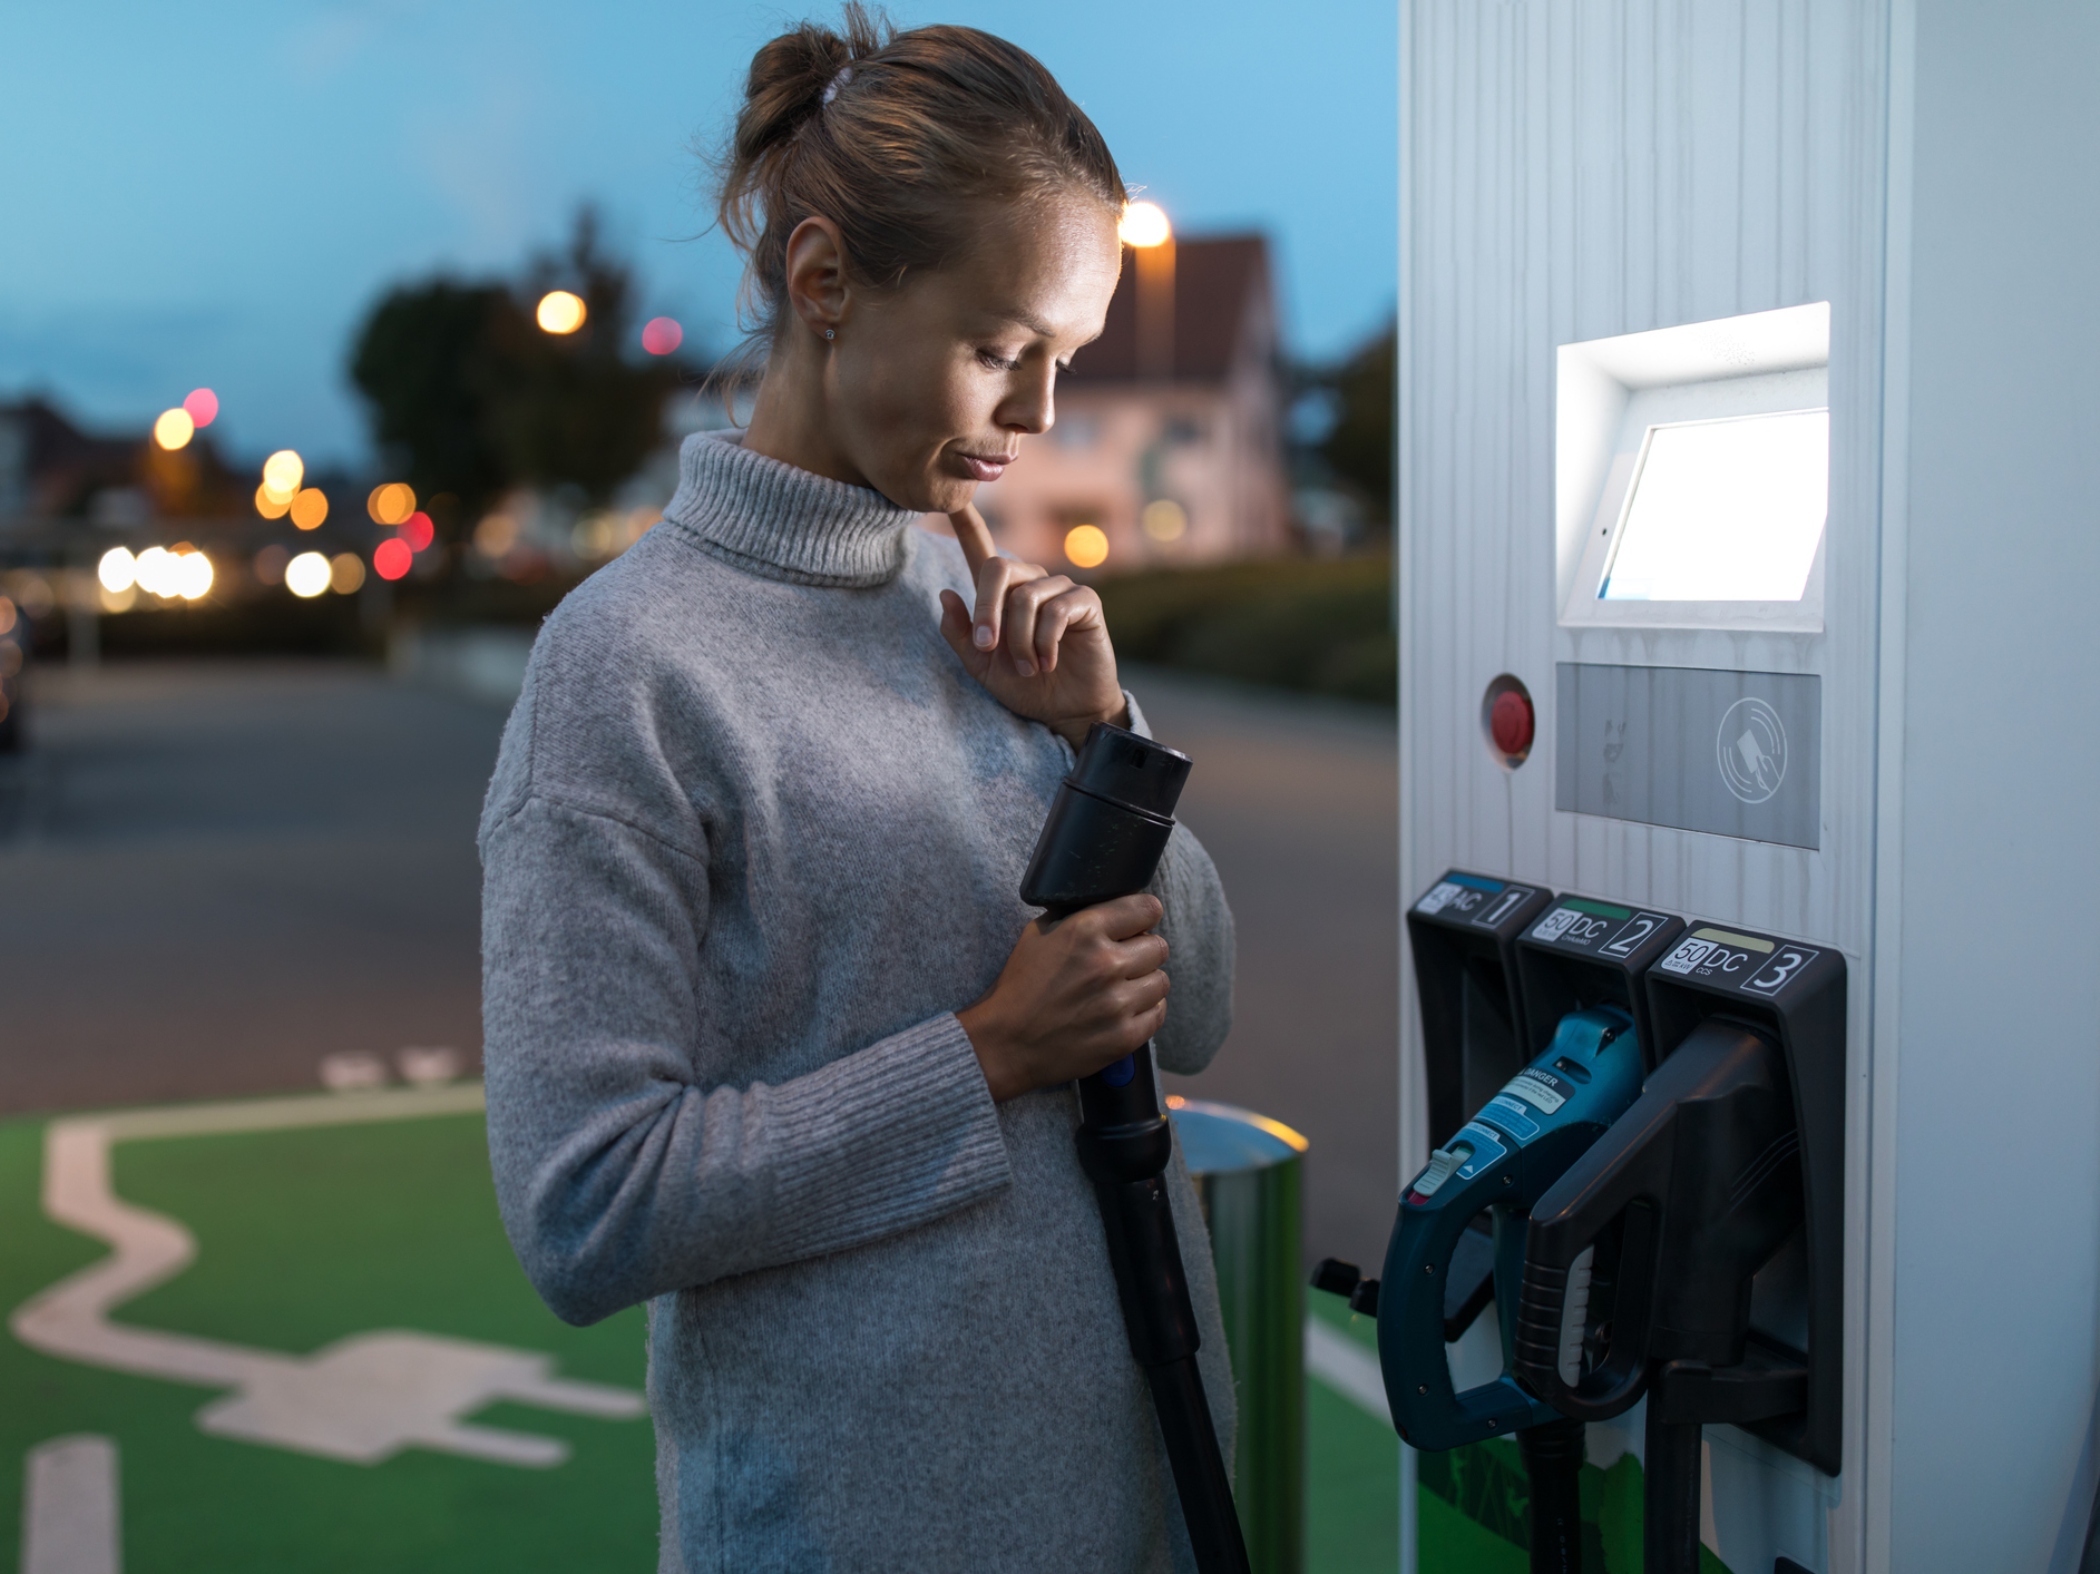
285, 551, 332, 599
1119, 201, 1172, 248
97, 547, 138, 593
133, 546, 176, 598
175, 551, 214, 601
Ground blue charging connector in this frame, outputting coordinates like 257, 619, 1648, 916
1375, 1004, 1645, 1451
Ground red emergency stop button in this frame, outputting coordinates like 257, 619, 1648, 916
1490, 688, 1534, 758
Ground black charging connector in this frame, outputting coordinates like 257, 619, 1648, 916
1019, 723, 1249, 1574
1510, 915, 1846, 1574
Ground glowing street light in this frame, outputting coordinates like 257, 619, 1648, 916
97, 547, 138, 594
285, 551, 332, 599
1121, 200, 1176, 379
175, 551, 214, 601
1119, 201, 1172, 249
182, 388, 219, 427
1063, 524, 1110, 569
290, 488, 329, 531
373, 538, 413, 581
153, 408, 195, 450
367, 482, 415, 526
537, 290, 587, 334
134, 546, 173, 597
129, 546, 212, 601
641, 316, 683, 355
255, 484, 292, 520
1141, 499, 1188, 542
261, 449, 304, 500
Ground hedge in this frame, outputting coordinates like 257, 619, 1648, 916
1093, 555, 1395, 708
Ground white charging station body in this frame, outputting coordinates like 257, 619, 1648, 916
1397, 5, 2100, 1572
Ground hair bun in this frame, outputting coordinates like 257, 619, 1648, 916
712, 4, 1124, 376
733, 8, 883, 160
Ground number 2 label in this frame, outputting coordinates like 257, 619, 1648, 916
1603, 914, 1659, 957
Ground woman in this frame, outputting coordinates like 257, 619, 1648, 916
479, 11, 1237, 1571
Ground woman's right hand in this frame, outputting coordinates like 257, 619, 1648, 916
958, 895, 1170, 1103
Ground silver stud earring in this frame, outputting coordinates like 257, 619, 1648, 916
824, 327, 836, 341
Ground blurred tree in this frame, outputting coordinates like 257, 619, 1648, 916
347, 209, 680, 528
348, 279, 516, 520
1316, 318, 1396, 523
488, 210, 679, 501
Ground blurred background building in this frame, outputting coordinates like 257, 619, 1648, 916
978, 231, 1291, 572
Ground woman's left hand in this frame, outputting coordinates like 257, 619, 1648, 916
938, 505, 1127, 749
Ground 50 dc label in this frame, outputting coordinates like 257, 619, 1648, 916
1660, 932, 1821, 997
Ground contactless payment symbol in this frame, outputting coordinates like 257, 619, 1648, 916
1717, 697, 1788, 804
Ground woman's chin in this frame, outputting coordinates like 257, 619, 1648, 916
916, 475, 979, 516
853, 456, 974, 515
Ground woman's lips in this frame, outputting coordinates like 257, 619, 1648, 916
957, 453, 1014, 483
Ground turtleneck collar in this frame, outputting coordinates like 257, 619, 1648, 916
660, 430, 925, 588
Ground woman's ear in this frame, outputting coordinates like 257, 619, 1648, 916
782, 216, 852, 339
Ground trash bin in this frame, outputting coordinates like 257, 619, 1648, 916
1168, 1096, 1308, 1574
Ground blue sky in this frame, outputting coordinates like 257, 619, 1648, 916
0, 1, 1397, 469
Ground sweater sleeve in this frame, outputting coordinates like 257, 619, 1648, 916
1149, 824, 1236, 1074
480, 793, 1013, 1326
1118, 690, 1237, 1076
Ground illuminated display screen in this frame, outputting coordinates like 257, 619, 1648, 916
1599, 408, 1829, 603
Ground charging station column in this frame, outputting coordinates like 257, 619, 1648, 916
1400, 3, 2100, 1566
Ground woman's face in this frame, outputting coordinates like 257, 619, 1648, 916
825, 191, 1123, 514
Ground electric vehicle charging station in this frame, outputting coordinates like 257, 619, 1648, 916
1391, 5, 2100, 1572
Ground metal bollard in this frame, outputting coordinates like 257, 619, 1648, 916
1168, 1097, 1308, 1574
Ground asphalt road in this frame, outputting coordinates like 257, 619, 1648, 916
0, 659, 1399, 1270
1137, 674, 1401, 1273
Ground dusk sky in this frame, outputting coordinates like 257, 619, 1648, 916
0, 2, 1397, 470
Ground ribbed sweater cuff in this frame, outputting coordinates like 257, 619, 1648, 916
764, 1013, 1012, 1262
1120, 689, 1151, 740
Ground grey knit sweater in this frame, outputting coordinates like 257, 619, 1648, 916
479, 431, 1237, 1574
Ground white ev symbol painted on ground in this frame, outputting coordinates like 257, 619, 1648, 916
9, 1086, 643, 1468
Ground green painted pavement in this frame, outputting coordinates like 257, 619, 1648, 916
5, 1092, 1423, 1572
1304, 1296, 1399, 1572
1303, 1274, 1740, 1573
0, 1100, 654, 1573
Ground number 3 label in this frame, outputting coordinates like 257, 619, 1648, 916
1743, 946, 1818, 996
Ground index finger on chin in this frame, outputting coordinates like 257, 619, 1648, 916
949, 505, 1009, 645
948, 503, 995, 581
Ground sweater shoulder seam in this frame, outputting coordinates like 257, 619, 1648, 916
485, 789, 708, 866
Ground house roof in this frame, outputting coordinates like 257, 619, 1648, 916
0, 397, 242, 519
0, 399, 138, 515
1064, 233, 1273, 386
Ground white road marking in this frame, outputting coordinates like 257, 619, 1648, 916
318, 1052, 389, 1091
1305, 1317, 1390, 1426
22, 1435, 119, 1574
9, 1085, 644, 1468
397, 1046, 462, 1085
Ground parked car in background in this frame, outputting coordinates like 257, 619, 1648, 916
0, 588, 25, 751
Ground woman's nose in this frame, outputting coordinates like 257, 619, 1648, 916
998, 370, 1055, 436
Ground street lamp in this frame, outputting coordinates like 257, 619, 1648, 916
536, 290, 587, 335
1120, 202, 1175, 381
